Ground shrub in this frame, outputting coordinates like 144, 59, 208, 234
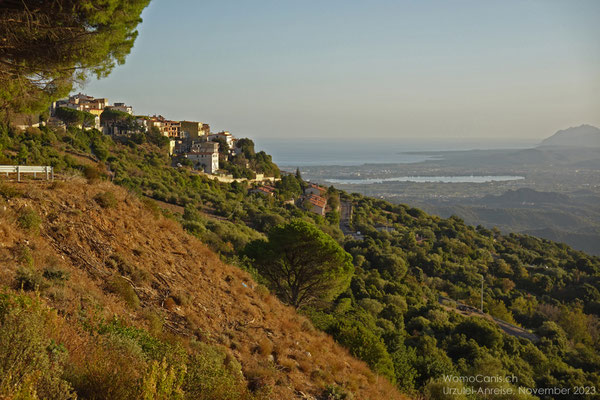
255, 284, 270, 299
321, 384, 354, 400
329, 320, 395, 383
107, 276, 140, 309
0, 293, 75, 399
171, 289, 190, 307
141, 197, 162, 219
424, 378, 467, 400
17, 207, 42, 232
142, 309, 165, 336
0, 183, 22, 199
244, 364, 275, 395
106, 254, 149, 284
455, 318, 504, 349
140, 358, 186, 400
83, 165, 102, 183
67, 332, 147, 400
17, 245, 34, 268
94, 191, 117, 209
184, 342, 248, 400
15, 266, 47, 291
43, 267, 71, 283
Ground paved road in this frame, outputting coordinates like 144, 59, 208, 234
439, 296, 539, 342
340, 200, 363, 240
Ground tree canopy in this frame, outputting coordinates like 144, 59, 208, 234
244, 219, 354, 308
0, 0, 151, 116
235, 138, 255, 159
54, 107, 95, 128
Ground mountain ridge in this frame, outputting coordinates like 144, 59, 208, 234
539, 124, 600, 147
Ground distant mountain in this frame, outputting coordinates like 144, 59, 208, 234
539, 124, 600, 147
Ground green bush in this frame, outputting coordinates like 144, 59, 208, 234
322, 384, 354, 400
17, 245, 34, 268
329, 320, 395, 383
0, 293, 75, 399
15, 266, 47, 291
17, 207, 42, 232
0, 183, 22, 199
43, 267, 71, 283
183, 342, 248, 400
140, 358, 185, 400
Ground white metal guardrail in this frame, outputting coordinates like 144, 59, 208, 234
0, 165, 54, 181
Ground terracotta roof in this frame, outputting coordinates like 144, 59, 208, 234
250, 186, 275, 196
307, 194, 327, 208
307, 183, 327, 193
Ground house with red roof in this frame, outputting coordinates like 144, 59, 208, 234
249, 185, 276, 197
304, 183, 326, 196
305, 194, 327, 216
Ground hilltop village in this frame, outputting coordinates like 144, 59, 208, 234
44, 93, 333, 216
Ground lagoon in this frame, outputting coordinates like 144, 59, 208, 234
324, 175, 525, 184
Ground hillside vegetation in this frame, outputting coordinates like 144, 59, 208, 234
2, 123, 600, 399
0, 179, 404, 400
420, 187, 600, 256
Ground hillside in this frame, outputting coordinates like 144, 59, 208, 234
0, 179, 405, 400
539, 124, 600, 147
419, 187, 600, 255
2, 124, 600, 398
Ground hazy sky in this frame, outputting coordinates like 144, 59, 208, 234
84, 0, 600, 144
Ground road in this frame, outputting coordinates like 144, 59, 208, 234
439, 296, 539, 342
340, 200, 363, 240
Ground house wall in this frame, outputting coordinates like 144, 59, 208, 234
187, 153, 219, 174
181, 121, 209, 139
305, 187, 321, 196
311, 204, 325, 215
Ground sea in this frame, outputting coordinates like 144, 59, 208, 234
256, 138, 538, 168
255, 137, 534, 184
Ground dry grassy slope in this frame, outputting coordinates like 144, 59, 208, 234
0, 179, 407, 400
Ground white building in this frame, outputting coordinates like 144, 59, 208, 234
107, 102, 133, 115
185, 142, 219, 174
207, 131, 234, 148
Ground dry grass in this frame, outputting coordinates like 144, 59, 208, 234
0, 179, 410, 400
257, 337, 273, 357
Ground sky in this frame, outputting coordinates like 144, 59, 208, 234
84, 0, 600, 146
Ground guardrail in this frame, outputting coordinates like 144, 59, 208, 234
0, 165, 54, 181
